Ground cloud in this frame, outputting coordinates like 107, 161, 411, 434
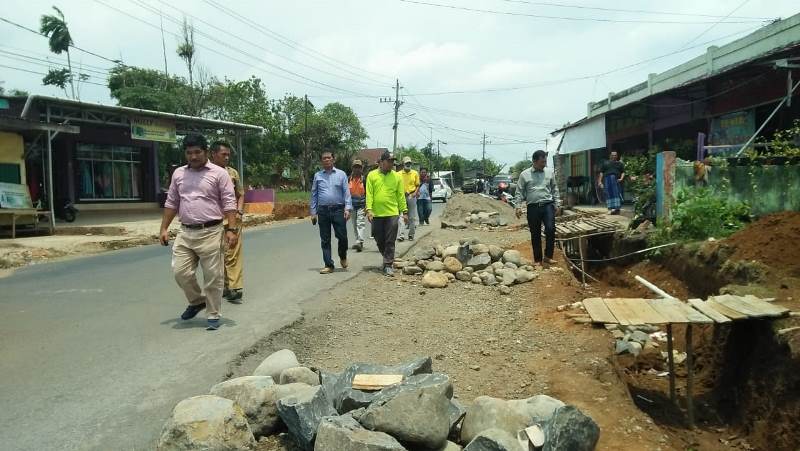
366, 42, 471, 76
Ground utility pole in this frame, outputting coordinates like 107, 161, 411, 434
303, 94, 309, 190
481, 132, 487, 177
436, 139, 446, 178
380, 79, 403, 152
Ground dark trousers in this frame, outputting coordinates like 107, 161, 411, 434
318, 205, 348, 268
527, 202, 556, 263
417, 199, 432, 224
371, 216, 399, 267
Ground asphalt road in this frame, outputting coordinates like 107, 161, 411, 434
1, 203, 442, 451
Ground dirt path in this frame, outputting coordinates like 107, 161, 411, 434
226, 226, 724, 451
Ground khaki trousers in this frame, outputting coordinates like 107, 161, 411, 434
224, 225, 243, 290
172, 224, 224, 319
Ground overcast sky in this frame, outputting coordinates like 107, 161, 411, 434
2, 0, 798, 166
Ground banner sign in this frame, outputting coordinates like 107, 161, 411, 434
710, 110, 754, 146
131, 117, 176, 143
0, 182, 33, 209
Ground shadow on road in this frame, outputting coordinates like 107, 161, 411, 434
160, 317, 238, 330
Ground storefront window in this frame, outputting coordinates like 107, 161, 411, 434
77, 144, 143, 200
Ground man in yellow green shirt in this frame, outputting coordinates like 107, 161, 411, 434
398, 156, 420, 241
366, 151, 408, 276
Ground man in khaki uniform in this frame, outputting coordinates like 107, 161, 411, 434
211, 141, 246, 303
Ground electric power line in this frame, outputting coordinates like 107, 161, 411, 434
494, 0, 773, 20
0, 49, 110, 78
397, 0, 770, 24
0, 63, 108, 87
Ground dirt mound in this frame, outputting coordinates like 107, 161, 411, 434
273, 201, 309, 220
441, 193, 519, 225
723, 211, 800, 275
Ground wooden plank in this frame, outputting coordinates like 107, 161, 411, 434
645, 299, 690, 323
688, 299, 732, 323
713, 295, 767, 318
583, 297, 619, 324
352, 374, 403, 391
730, 295, 789, 316
604, 298, 670, 325
706, 299, 748, 320
673, 300, 714, 324
651, 297, 713, 324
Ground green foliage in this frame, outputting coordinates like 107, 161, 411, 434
751, 119, 800, 158
42, 68, 71, 89
40, 6, 72, 54
650, 188, 750, 244
510, 160, 530, 178
108, 65, 193, 113
624, 149, 657, 218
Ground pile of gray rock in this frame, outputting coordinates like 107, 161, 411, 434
608, 324, 663, 358
393, 239, 538, 295
441, 209, 512, 230
157, 352, 599, 451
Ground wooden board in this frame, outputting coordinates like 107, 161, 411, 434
583, 297, 619, 324
716, 295, 789, 317
352, 374, 403, 391
645, 298, 691, 323
706, 299, 748, 320
603, 298, 670, 325
688, 299, 732, 323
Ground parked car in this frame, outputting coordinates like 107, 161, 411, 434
489, 174, 516, 196
462, 178, 478, 193
431, 177, 453, 202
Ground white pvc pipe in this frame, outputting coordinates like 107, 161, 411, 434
635, 275, 677, 300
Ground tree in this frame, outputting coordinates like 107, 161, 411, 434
396, 145, 426, 168
510, 159, 530, 178
108, 65, 193, 113
40, 6, 76, 98
320, 102, 367, 170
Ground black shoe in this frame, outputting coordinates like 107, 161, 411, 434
223, 288, 231, 299
181, 303, 206, 320
227, 289, 243, 304
355, 242, 363, 252
408, 236, 414, 241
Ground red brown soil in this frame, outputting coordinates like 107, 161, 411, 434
725, 211, 800, 277
273, 201, 309, 220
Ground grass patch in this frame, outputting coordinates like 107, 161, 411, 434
275, 191, 309, 203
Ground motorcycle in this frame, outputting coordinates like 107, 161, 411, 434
55, 198, 78, 222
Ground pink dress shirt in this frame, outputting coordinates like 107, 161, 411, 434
164, 161, 237, 225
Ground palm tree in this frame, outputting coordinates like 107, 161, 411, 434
40, 6, 75, 99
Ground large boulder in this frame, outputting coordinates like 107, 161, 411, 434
209, 376, 277, 438
540, 405, 600, 451
315, 415, 406, 451
496, 268, 518, 286
460, 397, 528, 444
514, 270, 536, 284
463, 428, 521, 451
426, 261, 446, 272
253, 349, 300, 380
443, 257, 463, 274
359, 373, 453, 450
157, 395, 255, 451
488, 245, 504, 262
466, 253, 492, 270
443, 245, 459, 258
509, 395, 565, 423
502, 250, 522, 266
403, 265, 423, 275
327, 357, 434, 414
423, 271, 449, 288
415, 247, 437, 261
280, 367, 321, 386
277, 385, 337, 450
470, 244, 489, 255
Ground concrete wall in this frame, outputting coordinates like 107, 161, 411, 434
674, 162, 800, 216
0, 131, 25, 184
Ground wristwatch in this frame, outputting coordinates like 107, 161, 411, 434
225, 227, 238, 233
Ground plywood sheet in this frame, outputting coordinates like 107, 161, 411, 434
583, 297, 619, 324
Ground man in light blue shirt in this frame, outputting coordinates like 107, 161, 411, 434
515, 150, 560, 268
310, 150, 352, 274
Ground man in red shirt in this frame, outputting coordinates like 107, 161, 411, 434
160, 134, 238, 330
348, 159, 367, 252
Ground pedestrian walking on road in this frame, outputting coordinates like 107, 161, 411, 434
398, 156, 420, 241
310, 150, 352, 274
598, 150, 625, 215
160, 133, 238, 331
366, 151, 408, 276
210, 141, 246, 303
515, 150, 561, 269
417, 167, 433, 225
348, 159, 367, 252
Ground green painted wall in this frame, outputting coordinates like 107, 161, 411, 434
675, 162, 800, 216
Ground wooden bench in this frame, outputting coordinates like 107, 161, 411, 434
0, 208, 54, 238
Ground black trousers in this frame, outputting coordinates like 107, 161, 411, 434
527, 202, 556, 262
371, 216, 399, 267
318, 205, 348, 268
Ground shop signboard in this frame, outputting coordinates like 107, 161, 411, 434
0, 182, 33, 209
710, 110, 754, 146
131, 117, 176, 143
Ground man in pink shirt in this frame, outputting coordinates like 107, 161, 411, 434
160, 134, 238, 330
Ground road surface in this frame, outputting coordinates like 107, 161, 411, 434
1, 203, 441, 450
